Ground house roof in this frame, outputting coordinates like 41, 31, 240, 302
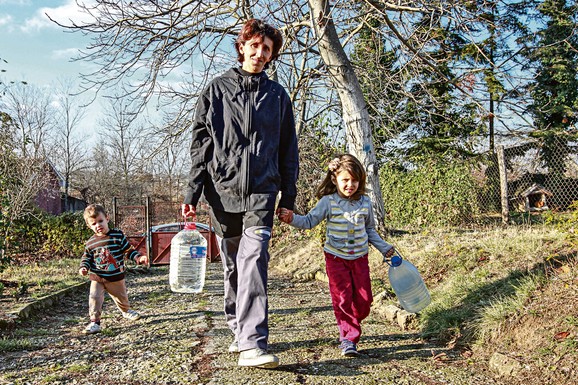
520, 183, 552, 197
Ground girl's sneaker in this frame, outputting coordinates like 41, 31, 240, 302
122, 309, 141, 321
339, 339, 359, 357
83, 322, 101, 334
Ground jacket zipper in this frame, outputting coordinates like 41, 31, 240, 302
241, 76, 252, 209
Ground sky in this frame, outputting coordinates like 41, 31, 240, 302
0, 0, 109, 135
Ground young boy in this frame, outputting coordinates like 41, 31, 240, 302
79, 204, 148, 334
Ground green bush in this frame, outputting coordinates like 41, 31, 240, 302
5, 211, 91, 262
40, 211, 92, 257
380, 158, 480, 229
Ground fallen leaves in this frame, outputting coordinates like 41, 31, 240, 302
553, 331, 571, 342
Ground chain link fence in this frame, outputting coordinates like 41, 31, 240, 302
380, 134, 578, 231
467, 134, 578, 227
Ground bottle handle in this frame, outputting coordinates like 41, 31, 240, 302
182, 215, 196, 230
384, 247, 403, 266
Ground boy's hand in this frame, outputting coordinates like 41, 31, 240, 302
136, 255, 149, 265
79, 267, 88, 276
276, 207, 294, 223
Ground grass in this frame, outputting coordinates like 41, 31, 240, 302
0, 337, 42, 352
272, 221, 578, 366
474, 273, 546, 343
0, 257, 83, 300
3, 220, 578, 379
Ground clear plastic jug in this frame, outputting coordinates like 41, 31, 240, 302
169, 222, 207, 293
387, 250, 431, 313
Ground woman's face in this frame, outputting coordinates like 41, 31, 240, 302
239, 35, 273, 73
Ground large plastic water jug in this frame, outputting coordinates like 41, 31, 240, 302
169, 222, 207, 293
387, 252, 431, 313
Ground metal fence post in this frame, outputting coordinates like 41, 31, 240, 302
496, 145, 509, 225
112, 197, 118, 227
145, 196, 151, 267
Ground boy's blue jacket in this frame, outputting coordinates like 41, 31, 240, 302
184, 67, 299, 212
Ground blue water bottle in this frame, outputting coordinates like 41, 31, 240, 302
387, 249, 431, 313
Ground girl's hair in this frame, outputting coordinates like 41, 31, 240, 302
235, 18, 283, 70
83, 204, 107, 222
315, 154, 366, 200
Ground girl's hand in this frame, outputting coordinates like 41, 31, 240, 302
79, 267, 88, 276
385, 247, 395, 258
137, 255, 149, 265
383, 247, 396, 262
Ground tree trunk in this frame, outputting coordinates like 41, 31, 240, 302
308, 0, 385, 228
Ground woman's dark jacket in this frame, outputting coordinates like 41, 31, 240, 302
183, 67, 299, 212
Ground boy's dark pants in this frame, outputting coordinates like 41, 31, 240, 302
210, 208, 274, 352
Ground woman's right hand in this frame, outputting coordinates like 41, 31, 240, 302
182, 204, 197, 221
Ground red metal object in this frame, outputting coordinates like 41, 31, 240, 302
117, 198, 220, 266
149, 229, 219, 265
128, 235, 147, 257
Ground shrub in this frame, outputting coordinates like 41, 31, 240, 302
380, 158, 480, 229
40, 211, 92, 257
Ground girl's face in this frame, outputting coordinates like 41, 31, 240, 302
332, 170, 359, 199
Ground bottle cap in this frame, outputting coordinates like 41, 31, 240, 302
184, 222, 197, 230
390, 255, 403, 267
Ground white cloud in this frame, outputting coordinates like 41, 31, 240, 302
52, 47, 80, 60
0, 0, 31, 5
0, 14, 13, 26
21, 0, 96, 33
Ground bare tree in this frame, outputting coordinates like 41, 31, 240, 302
146, 113, 190, 202
98, 94, 149, 204
0, 112, 52, 255
48, 0, 536, 225
308, 0, 385, 224
3, 83, 55, 158
49, 78, 90, 211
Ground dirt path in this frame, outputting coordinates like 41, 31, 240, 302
0, 262, 504, 385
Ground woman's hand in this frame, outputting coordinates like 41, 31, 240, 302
276, 207, 294, 223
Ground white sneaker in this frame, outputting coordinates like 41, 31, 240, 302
83, 322, 101, 334
122, 309, 141, 321
238, 348, 279, 368
228, 340, 239, 353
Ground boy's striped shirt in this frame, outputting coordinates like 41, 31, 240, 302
80, 229, 140, 281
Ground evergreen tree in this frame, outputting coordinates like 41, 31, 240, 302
526, 0, 578, 177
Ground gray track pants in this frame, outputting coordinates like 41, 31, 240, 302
211, 209, 273, 351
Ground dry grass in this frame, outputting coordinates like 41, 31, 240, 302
271, 222, 578, 383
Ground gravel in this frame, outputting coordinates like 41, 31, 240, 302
0, 261, 505, 385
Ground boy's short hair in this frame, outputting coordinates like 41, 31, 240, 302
83, 204, 107, 223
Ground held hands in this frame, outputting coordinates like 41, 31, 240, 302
276, 207, 294, 223
79, 267, 88, 276
136, 255, 149, 265
181, 204, 197, 221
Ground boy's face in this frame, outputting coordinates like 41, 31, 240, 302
86, 212, 110, 236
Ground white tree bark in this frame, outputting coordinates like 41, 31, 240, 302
308, 0, 385, 227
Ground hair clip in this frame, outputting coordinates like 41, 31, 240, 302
328, 158, 340, 172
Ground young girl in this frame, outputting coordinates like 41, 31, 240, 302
278, 154, 395, 357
